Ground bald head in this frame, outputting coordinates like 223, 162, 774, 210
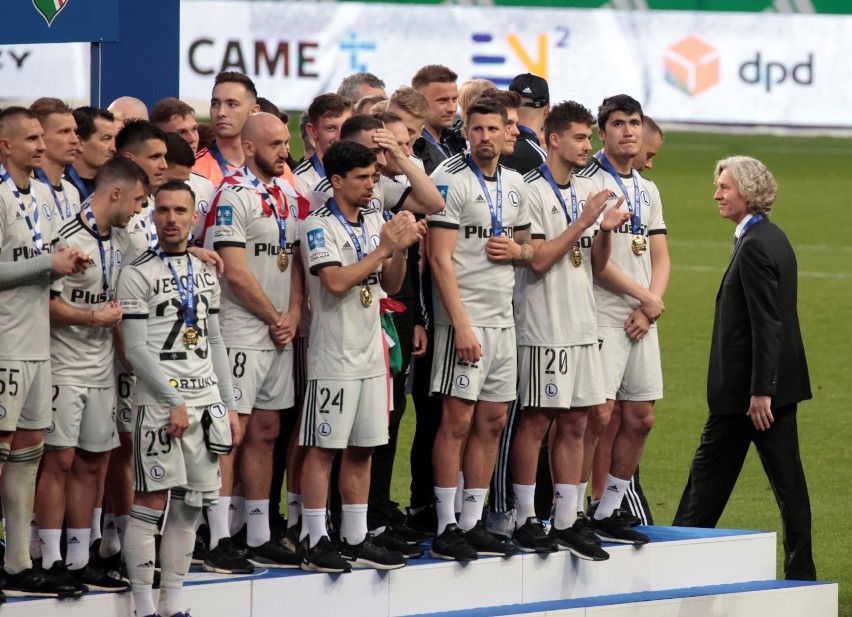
241, 112, 291, 181
108, 96, 150, 128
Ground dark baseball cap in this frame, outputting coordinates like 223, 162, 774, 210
509, 73, 549, 108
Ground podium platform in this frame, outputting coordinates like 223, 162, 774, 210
1, 527, 838, 617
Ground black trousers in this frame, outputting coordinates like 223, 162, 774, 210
408, 328, 442, 509
673, 405, 815, 581
367, 309, 414, 529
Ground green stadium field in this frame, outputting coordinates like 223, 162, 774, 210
372, 130, 850, 613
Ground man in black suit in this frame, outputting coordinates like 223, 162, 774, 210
673, 156, 815, 581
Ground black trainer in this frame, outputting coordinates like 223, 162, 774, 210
281, 518, 301, 553
429, 524, 478, 561
301, 537, 351, 574
202, 538, 255, 574
512, 517, 557, 554
371, 528, 423, 558
389, 522, 431, 545
463, 521, 518, 557
573, 512, 603, 545
405, 504, 437, 537
69, 563, 130, 592
550, 521, 610, 561
3, 562, 83, 598
247, 539, 301, 569
192, 523, 210, 565
340, 536, 406, 570
592, 512, 649, 545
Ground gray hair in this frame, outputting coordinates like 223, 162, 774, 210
714, 156, 777, 215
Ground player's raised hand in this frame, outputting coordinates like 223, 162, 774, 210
600, 197, 630, 232
95, 301, 123, 328
51, 245, 87, 276
373, 127, 405, 162
188, 246, 225, 276
485, 235, 520, 263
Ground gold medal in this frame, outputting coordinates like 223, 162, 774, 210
631, 235, 647, 256
570, 245, 583, 268
277, 249, 289, 271
183, 326, 199, 350
360, 284, 373, 307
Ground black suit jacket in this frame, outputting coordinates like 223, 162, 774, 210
707, 217, 812, 415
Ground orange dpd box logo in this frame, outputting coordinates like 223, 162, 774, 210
665, 35, 719, 96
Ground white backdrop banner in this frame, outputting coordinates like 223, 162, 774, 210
3, 3, 850, 127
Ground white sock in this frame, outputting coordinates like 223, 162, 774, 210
100, 513, 119, 557
90, 507, 103, 544
454, 471, 464, 514
38, 528, 62, 567
229, 495, 246, 536
286, 492, 302, 527
512, 484, 536, 526
116, 514, 131, 548
29, 513, 40, 560
434, 487, 457, 535
124, 505, 162, 616
340, 504, 368, 546
458, 488, 487, 532
2, 443, 42, 574
594, 474, 631, 520
157, 492, 201, 617
207, 497, 231, 549
554, 484, 580, 530
246, 499, 270, 547
66, 528, 91, 570
577, 481, 588, 513
302, 508, 327, 548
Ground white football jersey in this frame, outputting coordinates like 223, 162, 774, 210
428, 154, 530, 328
302, 205, 386, 381
515, 167, 603, 347
0, 175, 60, 361
116, 250, 222, 406
576, 157, 667, 327
210, 170, 301, 351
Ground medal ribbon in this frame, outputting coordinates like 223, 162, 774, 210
538, 163, 578, 225
467, 154, 503, 237
155, 246, 196, 331
736, 214, 765, 247
309, 153, 326, 179
65, 164, 91, 200
594, 152, 641, 235
35, 168, 73, 220
1, 165, 43, 253
137, 204, 159, 249
421, 129, 450, 158
240, 166, 289, 255
82, 200, 116, 300
328, 198, 370, 285
209, 141, 231, 178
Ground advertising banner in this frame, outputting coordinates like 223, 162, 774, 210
2, 2, 850, 128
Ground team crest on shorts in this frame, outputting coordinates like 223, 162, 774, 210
45, 421, 56, 433
233, 387, 242, 401
150, 465, 166, 480
317, 422, 332, 437
545, 383, 558, 398
455, 375, 470, 389
119, 407, 131, 423
33, 0, 71, 27
0, 405, 6, 419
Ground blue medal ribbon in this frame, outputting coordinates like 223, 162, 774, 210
1, 165, 43, 253
328, 198, 369, 264
64, 164, 91, 200
309, 153, 326, 179
538, 163, 578, 225
467, 154, 503, 237
35, 169, 73, 220
594, 152, 642, 235
209, 141, 231, 178
241, 166, 289, 254
421, 129, 450, 158
155, 246, 196, 330
736, 214, 765, 247
82, 200, 116, 300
